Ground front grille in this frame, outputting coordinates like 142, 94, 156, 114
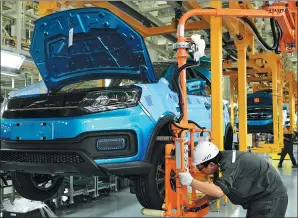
247, 114, 272, 120
0, 151, 85, 164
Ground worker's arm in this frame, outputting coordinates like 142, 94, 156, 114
191, 179, 225, 198
195, 194, 218, 203
179, 171, 225, 198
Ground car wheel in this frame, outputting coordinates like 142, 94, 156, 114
133, 142, 165, 209
11, 171, 64, 201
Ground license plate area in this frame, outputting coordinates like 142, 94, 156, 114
10, 121, 54, 140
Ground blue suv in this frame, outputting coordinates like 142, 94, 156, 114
0, 8, 233, 209
246, 89, 273, 133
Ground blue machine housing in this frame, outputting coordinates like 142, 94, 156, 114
0, 8, 232, 177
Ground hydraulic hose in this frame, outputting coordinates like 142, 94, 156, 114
188, 120, 205, 130
270, 18, 278, 50
175, 61, 201, 123
203, 6, 281, 54
188, 120, 207, 136
239, 17, 281, 54
275, 20, 282, 54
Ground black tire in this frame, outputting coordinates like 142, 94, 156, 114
133, 142, 165, 209
11, 171, 64, 201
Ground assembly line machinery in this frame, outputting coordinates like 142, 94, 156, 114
147, 1, 297, 217
9, 1, 298, 217
0, 173, 118, 211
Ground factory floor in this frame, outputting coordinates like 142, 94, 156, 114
56, 153, 298, 217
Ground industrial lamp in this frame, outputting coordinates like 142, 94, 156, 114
1, 50, 26, 70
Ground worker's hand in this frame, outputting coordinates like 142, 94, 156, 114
179, 171, 193, 186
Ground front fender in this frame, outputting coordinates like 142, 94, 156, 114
144, 114, 175, 162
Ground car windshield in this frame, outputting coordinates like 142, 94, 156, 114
59, 62, 173, 93
58, 79, 138, 93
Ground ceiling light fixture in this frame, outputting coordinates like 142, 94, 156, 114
1, 50, 26, 70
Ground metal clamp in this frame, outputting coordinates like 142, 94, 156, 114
173, 42, 191, 50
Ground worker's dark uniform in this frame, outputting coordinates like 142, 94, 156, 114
279, 134, 297, 167
213, 151, 288, 218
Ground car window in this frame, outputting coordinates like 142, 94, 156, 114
170, 67, 194, 93
152, 62, 173, 80
187, 69, 211, 96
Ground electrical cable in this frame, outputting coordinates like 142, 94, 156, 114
270, 18, 278, 50
188, 120, 208, 137
188, 120, 205, 130
238, 17, 281, 54
202, 6, 282, 54
175, 61, 201, 123
275, 20, 282, 54
172, 121, 189, 131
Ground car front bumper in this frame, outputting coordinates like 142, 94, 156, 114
247, 120, 273, 133
0, 130, 151, 176
0, 106, 155, 176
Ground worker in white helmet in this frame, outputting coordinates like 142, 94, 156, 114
179, 140, 288, 217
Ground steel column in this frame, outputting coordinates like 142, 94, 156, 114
210, 1, 223, 150
288, 72, 295, 133
237, 47, 247, 151
229, 76, 237, 132
16, 1, 22, 52
271, 58, 279, 149
235, 25, 248, 152
278, 65, 284, 150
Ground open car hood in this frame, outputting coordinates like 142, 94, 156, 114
30, 8, 156, 91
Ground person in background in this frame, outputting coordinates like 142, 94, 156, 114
278, 131, 298, 168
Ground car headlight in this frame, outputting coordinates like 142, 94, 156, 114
79, 90, 141, 113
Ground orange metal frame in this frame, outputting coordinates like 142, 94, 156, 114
161, 4, 296, 217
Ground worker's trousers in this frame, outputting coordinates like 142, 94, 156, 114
246, 193, 288, 218
279, 148, 297, 166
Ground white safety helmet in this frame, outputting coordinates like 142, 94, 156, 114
192, 140, 219, 166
